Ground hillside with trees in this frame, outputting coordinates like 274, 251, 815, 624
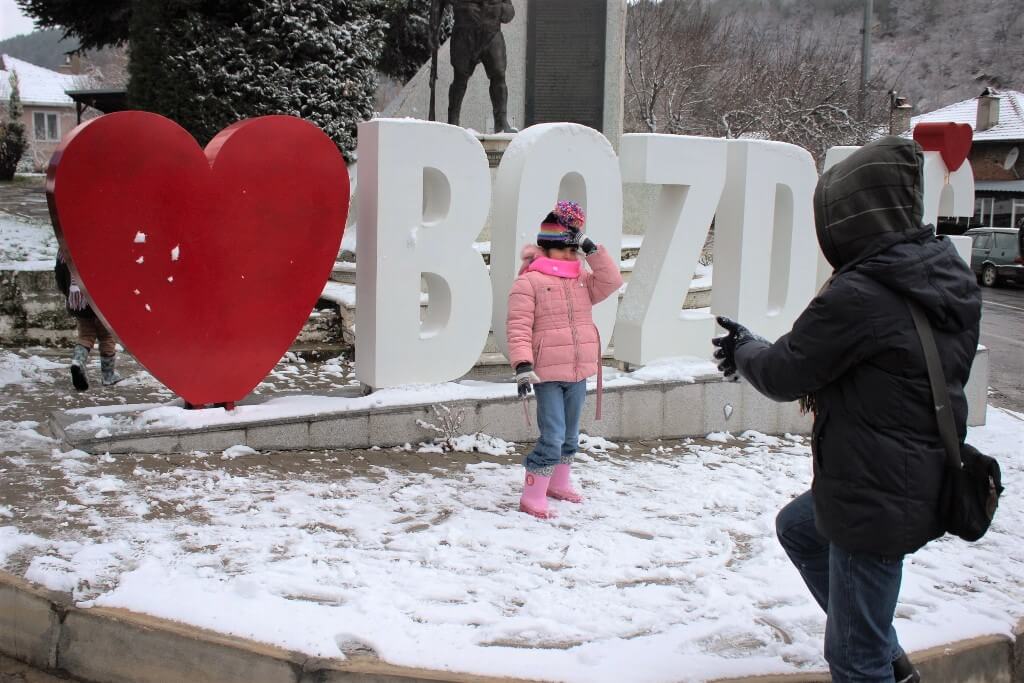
624, 0, 1022, 159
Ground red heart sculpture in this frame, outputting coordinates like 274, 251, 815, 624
913, 122, 973, 172
48, 112, 349, 405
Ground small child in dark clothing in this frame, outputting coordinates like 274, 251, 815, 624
54, 248, 123, 390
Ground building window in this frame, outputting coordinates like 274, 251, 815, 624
975, 197, 995, 225
32, 112, 60, 142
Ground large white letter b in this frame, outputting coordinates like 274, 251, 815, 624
355, 120, 492, 389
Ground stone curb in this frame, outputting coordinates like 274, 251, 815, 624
2, 571, 1020, 683
711, 633, 1019, 683
0, 571, 539, 683
50, 347, 990, 456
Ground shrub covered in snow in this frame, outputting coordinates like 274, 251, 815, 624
127, 0, 386, 159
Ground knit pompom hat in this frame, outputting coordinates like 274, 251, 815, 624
537, 200, 585, 250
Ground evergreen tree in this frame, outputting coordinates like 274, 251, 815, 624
128, 0, 386, 160
19, 0, 436, 83
376, 0, 452, 83
0, 72, 29, 180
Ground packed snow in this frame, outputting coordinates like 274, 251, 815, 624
0, 405, 1021, 682
0, 213, 58, 265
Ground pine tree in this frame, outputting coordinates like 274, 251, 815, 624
376, 0, 452, 83
0, 71, 29, 180
127, 0, 385, 160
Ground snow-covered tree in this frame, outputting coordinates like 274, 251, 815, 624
128, 0, 385, 160
0, 72, 28, 181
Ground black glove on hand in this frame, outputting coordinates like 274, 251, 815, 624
711, 316, 765, 380
566, 228, 597, 255
515, 362, 540, 398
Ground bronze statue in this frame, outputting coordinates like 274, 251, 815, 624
434, 0, 517, 134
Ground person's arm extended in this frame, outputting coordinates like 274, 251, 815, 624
732, 277, 876, 402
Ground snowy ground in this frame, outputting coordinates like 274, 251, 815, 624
0, 344, 1022, 682
0, 213, 58, 266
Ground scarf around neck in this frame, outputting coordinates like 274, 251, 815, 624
527, 256, 581, 279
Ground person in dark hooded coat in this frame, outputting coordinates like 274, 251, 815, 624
712, 136, 981, 683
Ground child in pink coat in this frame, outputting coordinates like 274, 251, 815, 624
506, 201, 623, 518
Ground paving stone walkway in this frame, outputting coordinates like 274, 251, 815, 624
0, 178, 50, 223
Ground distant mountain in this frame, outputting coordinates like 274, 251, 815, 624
0, 29, 127, 88
710, 0, 1023, 113
0, 28, 80, 69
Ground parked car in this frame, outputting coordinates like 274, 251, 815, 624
965, 227, 1023, 287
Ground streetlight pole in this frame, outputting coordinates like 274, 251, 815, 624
860, 0, 873, 120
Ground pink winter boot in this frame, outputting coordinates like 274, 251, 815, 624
520, 471, 556, 518
547, 463, 583, 503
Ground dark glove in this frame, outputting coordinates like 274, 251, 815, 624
566, 228, 597, 255
711, 316, 765, 380
515, 362, 540, 398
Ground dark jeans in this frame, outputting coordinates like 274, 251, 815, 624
776, 491, 905, 682
524, 380, 586, 475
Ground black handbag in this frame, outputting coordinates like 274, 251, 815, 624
907, 300, 1004, 542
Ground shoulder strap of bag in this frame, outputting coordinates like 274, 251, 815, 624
906, 299, 962, 469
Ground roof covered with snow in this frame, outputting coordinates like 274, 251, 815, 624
0, 54, 83, 107
910, 90, 1024, 143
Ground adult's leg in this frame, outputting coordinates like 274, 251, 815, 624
824, 543, 904, 683
447, 35, 476, 127
481, 34, 513, 132
775, 491, 830, 612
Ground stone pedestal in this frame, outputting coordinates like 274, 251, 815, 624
477, 133, 516, 242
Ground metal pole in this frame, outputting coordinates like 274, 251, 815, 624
428, 0, 440, 121
860, 0, 873, 120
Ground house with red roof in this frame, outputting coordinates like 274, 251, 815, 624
909, 88, 1024, 230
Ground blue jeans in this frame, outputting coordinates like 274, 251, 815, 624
524, 380, 587, 475
776, 491, 904, 683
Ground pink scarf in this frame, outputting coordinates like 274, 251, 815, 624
526, 256, 581, 278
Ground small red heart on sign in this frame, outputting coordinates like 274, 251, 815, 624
913, 121, 973, 172
48, 112, 349, 405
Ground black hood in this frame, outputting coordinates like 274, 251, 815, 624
814, 136, 925, 270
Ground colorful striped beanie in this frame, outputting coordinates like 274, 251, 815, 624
537, 200, 586, 249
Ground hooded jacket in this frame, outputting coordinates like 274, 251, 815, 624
506, 244, 622, 382
735, 136, 982, 557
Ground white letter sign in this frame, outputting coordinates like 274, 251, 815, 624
615, 134, 727, 363
490, 123, 623, 358
355, 120, 492, 388
713, 140, 820, 342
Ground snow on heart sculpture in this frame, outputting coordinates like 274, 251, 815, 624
48, 112, 349, 406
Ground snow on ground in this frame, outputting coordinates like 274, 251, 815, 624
0, 213, 58, 265
0, 407, 1021, 682
0, 350, 63, 389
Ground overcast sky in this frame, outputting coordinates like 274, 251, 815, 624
0, 0, 37, 41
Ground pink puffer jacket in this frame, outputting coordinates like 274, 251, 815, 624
506, 244, 623, 382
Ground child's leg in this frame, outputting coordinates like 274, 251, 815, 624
95, 320, 123, 386
77, 317, 98, 351
549, 380, 587, 502
524, 382, 567, 476
95, 319, 117, 357
520, 382, 567, 518
560, 380, 587, 463
70, 317, 97, 391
